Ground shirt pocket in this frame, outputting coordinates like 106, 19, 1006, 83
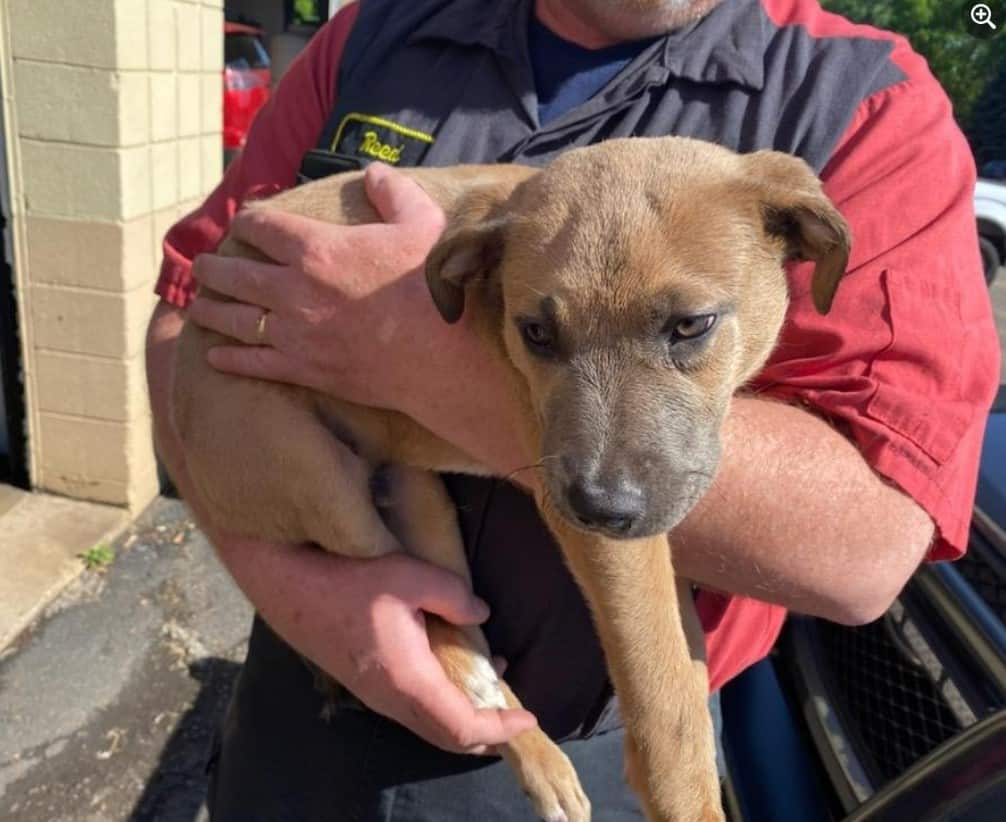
863, 268, 974, 465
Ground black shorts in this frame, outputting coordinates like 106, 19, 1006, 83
206, 618, 722, 821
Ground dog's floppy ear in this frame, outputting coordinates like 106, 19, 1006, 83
425, 183, 513, 324
745, 151, 852, 315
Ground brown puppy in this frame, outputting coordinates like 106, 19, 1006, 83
172, 136, 850, 822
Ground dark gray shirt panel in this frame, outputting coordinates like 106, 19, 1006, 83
329, 0, 904, 172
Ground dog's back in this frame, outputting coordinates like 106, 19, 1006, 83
173, 165, 530, 547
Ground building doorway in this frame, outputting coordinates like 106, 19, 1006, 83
0, 71, 28, 489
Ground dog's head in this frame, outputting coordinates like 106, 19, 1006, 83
426, 137, 850, 539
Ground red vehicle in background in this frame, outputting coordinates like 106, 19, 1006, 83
223, 22, 271, 162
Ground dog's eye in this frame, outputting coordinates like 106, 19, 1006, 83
520, 320, 554, 353
670, 314, 717, 341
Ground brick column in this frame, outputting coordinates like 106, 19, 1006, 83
0, 0, 224, 509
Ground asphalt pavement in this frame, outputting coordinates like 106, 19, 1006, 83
0, 498, 252, 822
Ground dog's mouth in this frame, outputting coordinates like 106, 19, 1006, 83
544, 469, 715, 542
567, 511, 651, 540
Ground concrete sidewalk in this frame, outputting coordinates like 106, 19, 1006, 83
0, 490, 128, 651
0, 497, 252, 822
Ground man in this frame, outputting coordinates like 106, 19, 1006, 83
146, 0, 999, 818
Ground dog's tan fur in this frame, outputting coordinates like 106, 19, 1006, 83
172, 137, 850, 822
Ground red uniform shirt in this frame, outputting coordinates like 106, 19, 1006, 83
157, 0, 1000, 693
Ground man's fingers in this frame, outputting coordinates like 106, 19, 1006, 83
191, 253, 285, 310
229, 208, 338, 268
189, 296, 271, 345
365, 163, 446, 233
206, 344, 307, 386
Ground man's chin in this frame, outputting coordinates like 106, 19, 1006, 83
571, 0, 722, 38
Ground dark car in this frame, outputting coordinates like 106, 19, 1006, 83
224, 22, 271, 163
721, 385, 1006, 822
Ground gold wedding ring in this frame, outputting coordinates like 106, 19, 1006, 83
255, 309, 269, 345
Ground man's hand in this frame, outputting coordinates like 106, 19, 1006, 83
216, 535, 538, 755
188, 163, 450, 410
186, 164, 535, 476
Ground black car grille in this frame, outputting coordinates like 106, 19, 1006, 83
955, 540, 1006, 622
816, 618, 964, 783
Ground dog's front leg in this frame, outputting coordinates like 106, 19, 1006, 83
541, 501, 724, 822
381, 465, 590, 822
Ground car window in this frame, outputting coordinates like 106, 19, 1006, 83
225, 34, 269, 70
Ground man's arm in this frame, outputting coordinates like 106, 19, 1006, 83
673, 396, 934, 625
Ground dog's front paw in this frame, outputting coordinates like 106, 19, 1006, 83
505, 730, 591, 822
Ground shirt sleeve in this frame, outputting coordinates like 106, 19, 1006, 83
155, 2, 360, 308
751, 45, 1001, 561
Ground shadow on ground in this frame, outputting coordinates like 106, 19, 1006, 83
128, 658, 240, 822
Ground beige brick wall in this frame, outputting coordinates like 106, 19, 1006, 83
0, 0, 224, 509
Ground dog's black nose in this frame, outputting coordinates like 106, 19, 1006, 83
566, 477, 645, 535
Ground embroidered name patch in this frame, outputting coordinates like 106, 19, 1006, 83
330, 113, 434, 165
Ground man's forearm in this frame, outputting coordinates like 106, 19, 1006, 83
673, 396, 934, 624
402, 334, 934, 626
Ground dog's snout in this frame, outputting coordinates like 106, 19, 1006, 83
566, 475, 645, 535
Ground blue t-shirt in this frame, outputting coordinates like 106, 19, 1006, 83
528, 15, 660, 125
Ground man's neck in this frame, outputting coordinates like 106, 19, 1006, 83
534, 0, 719, 48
